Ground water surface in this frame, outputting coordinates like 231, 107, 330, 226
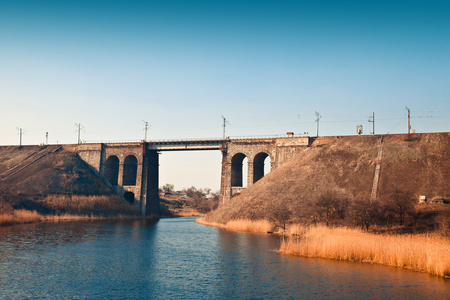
0, 218, 448, 299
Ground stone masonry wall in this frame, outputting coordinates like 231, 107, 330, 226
220, 136, 311, 202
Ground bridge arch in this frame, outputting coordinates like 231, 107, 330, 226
253, 152, 271, 183
105, 155, 119, 186
124, 191, 135, 204
231, 153, 247, 187
123, 155, 138, 186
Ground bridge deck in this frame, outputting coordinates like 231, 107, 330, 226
146, 139, 224, 151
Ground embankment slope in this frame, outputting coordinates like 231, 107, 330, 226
0, 145, 136, 215
208, 133, 450, 223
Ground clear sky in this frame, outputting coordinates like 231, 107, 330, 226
1, 0, 449, 191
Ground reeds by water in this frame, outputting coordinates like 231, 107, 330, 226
225, 219, 274, 232
196, 218, 450, 277
279, 225, 450, 278
40, 195, 136, 214
196, 218, 274, 233
0, 194, 138, 226
0, 209, 42, 226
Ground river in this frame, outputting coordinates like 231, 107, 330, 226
0, 218, 448, 299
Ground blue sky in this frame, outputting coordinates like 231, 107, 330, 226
1, 0, 449, 190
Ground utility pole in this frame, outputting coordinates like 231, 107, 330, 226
368, 112, 375, 135
315, 111, 321, 137
142, 120, 150, 141
17, 128, 24, 146
46, 132, 48, 145
405, 106, 411, 134
75, 123, 84, 144
221, 115, 229, 140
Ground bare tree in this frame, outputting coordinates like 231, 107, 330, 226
184, 186, 202, 198
269, 205, 292, 230
349, 196, 380, 231
161, 183, 175, 193
383, 189, 414, 226
315, 191, 349, 226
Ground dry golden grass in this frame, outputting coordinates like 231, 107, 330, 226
43, 214, 103, 221
0, 194, 138, 226
279, 225, 450, 278
0, 210, 131, 226
173, 209, 205, 217
225, 219, 274, 232
196, 218, 274, 233
39, 195, 137, 215
285, 223, 308, 236
0, 209, 42, 226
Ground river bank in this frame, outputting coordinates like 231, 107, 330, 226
0, 209, 156, 227
0, 194, 144, 227
196, 218, 450, 278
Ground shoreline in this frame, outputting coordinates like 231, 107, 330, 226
195, 217, 450, 278
0, 209, 157, 227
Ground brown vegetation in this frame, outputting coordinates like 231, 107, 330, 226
160, 186, 219, 217
0, 194, 139, 226
196, 218, 273, 233
279, 226, 450, 278
38, 195, 138, 216
0, 209, 42, 226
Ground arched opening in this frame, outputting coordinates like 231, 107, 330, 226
231, 153, 248, 187
124, 191, 134, 204
253, 152, 271, 183
123, 155, 138, 186
105, 155, 119, 186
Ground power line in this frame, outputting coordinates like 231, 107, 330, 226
386, 115, 407, 134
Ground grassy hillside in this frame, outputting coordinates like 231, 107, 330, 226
0, 145, 138, 216
207, 133, 450, 229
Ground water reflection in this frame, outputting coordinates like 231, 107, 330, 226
0, 218, 449, 299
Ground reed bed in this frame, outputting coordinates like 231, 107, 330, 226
285, 223, 308, 236
279, 225, 450, 278
225, 219, 274, 233
39, 195, 137, 215
43, 214, 103, 221
196, 218, 274, 233
0, 209, 42, 226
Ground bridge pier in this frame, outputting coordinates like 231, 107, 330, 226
73, 142, 160, 217
144, 150, 160, 218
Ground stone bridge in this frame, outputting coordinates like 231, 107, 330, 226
66, 136, 311, 217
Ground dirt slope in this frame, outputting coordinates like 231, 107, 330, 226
0, 145, 118, 211
208, 133, 450, 223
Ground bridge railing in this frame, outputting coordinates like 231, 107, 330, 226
81, 134, 311, 145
